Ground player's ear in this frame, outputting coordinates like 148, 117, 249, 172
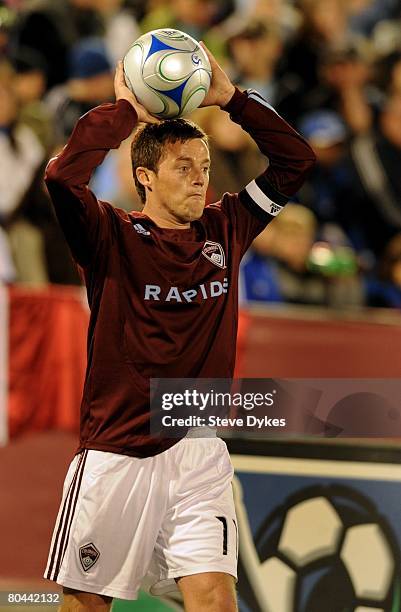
136, 167, 154, 192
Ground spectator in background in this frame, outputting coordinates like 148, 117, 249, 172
240, 204, 329, 305
298, 110, 351, 224
281, 0, 362, 124
374, 49, 401, 97
2, 0, 399, 303
91, 0, 140, 65
10, 0, 104, 90
17, 159, 82, 285
308, 43, 376, 134
45, 37, 114, 142
249, 0, 301, 41
240, 212, 282, 303
225, 19, 284, 105
113, 136, 143, 211
301, 94, 401, 261
347, 0, 400, 37
0, 1, 16, 55
11, 46, 55, 151
366, 233, 401, 308
371, 17, 401, 58
167, 0, 231, 36
191, 104, 264, 200
0, 78, 47, 283
141, 0, 222, 35
141, 0, 233, 58
241, 203, 362, 306
344, 94, 401, 258
91, 134, 143, 212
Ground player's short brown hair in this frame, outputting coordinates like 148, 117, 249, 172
131, 119, 208, 203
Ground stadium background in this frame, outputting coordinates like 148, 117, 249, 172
1, 0, 401, 610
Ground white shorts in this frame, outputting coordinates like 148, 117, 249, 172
44, 436, 237, 600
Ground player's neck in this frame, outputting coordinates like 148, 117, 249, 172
141, 203, 191, 230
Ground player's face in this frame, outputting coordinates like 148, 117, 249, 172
153, 139, 210, 223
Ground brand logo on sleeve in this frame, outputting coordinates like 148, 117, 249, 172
133, 223, 150, 236
269, 203, 282, 215
79, 543, 100, 572
202, 241, 226, 269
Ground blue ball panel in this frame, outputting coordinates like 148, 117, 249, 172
146, 34, 177, 60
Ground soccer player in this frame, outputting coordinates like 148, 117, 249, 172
44, 44, 315, 611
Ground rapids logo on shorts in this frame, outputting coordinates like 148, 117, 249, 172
202, 241, 226, 269
79, 543, 100, 572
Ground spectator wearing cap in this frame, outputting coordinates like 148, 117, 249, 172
10, 0, 104, 90
300, 110, 348, 163
281, 39, 377, 132
11, 46, 54, 151
301, 98, 401, 261
45, 37, 114, 142
280, 0, 366, 124
311, 43, 376, 135
298, 110, 352, 224
226, 19, 284, 104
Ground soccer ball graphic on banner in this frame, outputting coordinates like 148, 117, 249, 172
123, 29, 212, 119
236, 482, 400, 612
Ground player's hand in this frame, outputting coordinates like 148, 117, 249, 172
115, 61, 160, 124
199, 42, 235, 109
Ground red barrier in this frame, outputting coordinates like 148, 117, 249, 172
238, 305, 401, 377
8, 286, 88, 437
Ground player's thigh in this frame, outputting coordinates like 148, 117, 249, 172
47, 449, 169, 599
59, 587, 112, 611
152, 438, 238, 591
176, 572, 237, 612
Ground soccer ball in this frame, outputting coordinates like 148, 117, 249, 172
123, 29, 212, 119
238, 484, 399, 612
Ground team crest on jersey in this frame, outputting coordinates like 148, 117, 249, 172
202, 241, 226, 269
79, 543, 100, 572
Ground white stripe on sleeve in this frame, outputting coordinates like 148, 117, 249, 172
245, 180, 284, 216
247, 90, 279, 115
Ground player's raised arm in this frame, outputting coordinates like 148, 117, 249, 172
225, 87, 316, 216
200, 43, 316, 228
44, 62, 157, 267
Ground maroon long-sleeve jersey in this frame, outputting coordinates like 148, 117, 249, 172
45, 88, 315, 457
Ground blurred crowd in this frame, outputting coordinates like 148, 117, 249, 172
1, 0, 401, 310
